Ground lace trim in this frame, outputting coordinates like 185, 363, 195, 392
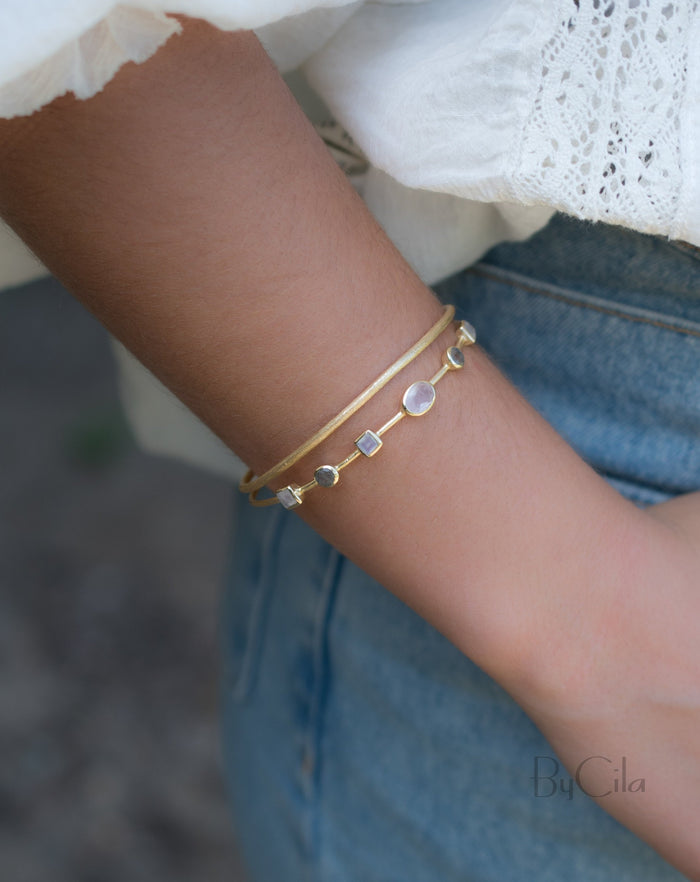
515, 0, 697, 232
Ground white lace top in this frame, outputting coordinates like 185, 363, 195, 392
1, 0, 698, 477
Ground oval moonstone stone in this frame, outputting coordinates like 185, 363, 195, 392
402, 380, 436, 416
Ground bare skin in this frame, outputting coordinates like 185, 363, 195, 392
1, 17, 699, 877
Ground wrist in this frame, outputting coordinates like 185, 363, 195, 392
511, 501, 699, 718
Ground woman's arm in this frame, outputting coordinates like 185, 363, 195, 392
1, 18, 699, 876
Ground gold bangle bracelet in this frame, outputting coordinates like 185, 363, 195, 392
248, 319, 476, 508
239, 303, 455, 495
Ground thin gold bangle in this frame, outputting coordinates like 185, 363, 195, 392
248, 319, 477, 508
238, 303, 455, 495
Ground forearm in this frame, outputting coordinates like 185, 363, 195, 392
0, 19, 652, 688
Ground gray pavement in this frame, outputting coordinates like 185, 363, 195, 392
1, 277, 248, 881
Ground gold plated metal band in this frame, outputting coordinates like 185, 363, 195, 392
239, 304, 455, 495
248, 318, 477, 509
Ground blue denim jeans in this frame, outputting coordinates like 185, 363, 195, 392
219, 215, 700, 881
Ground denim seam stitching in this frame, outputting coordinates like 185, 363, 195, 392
470, 265, 700, 339
230, 506, 285, 702
305, 548, 343, 881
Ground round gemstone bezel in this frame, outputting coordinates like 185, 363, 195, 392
314, 465, 340, 487
444, 346, 465, 369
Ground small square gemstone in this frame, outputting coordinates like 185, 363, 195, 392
277, 485, 303, 509
458, 320, 477, 344
355, 429, 383, 457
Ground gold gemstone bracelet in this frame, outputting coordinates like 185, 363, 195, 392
248, 318, 476, 509
239, 304, 455, 496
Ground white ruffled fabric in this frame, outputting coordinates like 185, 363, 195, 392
2, 0, 698, 257
1, 0, 698, 478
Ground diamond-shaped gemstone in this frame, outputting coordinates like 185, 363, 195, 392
277, 485, 303, 509
402, 380, 436, 416
355, 430, 383, 457
458, 320, 477, 345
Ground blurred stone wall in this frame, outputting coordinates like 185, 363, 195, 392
0, 277, 248, 882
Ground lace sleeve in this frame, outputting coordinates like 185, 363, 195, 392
514, 0, 700, 239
